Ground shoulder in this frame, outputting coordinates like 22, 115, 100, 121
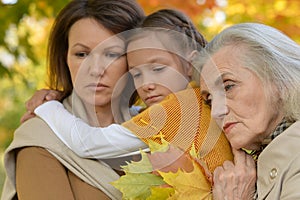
10, 117, 63, 151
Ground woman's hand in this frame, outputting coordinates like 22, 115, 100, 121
213, 148, 256, 200
20, 89, 63, 123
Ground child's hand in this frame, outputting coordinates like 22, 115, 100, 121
147, 145, 194, 174
20, 89, 63, 123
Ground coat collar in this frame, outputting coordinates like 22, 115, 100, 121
257, 121, 300, 199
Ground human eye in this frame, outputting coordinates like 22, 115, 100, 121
223, 80, 235, 92
105, 51, 123, 59
75, 51, 89, 58
153, 65, 165, 72
130, 70, 141, 79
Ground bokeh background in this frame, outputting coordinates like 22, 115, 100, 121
0, 0, 299, 196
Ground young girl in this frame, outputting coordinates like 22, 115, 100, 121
32, 9, 233, 197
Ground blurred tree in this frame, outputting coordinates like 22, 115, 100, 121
0, 0, 71, 151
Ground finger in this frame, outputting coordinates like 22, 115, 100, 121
222, 160, 235, 170
213, 166, 236, 200
25, 89, 50, 111
212, 167, 224, 199
20, 112, 36, 123
232, 148, 247, 166
45, 90, 64, 101
245, 152, 256, 167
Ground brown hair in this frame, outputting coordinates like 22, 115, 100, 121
140, 9, 207, 51
47, 0, 145, 98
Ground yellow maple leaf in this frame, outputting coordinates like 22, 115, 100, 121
158, 161, 212, 200
146, 187, 175, 200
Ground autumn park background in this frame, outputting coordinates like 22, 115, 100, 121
0, 0, 299, 195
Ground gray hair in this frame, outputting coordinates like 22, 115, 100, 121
194, 23, 300, 121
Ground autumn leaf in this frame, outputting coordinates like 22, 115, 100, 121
112, 141, 213, 199
158, 161, 212, 200
111, 173, 165, 200
122, 150, 153, 173
146, 187, 175, 200
147, 137, 170, 153
189, 143, 198, 158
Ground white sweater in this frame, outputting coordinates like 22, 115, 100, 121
34, 100, 148, 159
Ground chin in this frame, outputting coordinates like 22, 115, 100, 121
229, 140, 245, 150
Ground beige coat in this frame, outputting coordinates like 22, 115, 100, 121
1, 92, 122, 200
257, 121, 300, 199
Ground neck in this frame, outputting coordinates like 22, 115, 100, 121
83, 103, 115, 127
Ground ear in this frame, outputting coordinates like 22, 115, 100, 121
186, 50, 198, 77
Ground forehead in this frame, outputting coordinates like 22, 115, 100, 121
200, 46, 241, 88
69, 18, 124, 48
127, 34, 182, 67
127, 32, 166, 52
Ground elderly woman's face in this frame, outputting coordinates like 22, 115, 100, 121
200, 45, 283, 150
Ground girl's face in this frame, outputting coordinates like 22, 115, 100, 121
200, 45, 284, 150
127, 35, 192, 107
67, 18, 127, 108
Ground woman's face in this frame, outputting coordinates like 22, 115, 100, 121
67, 18, 127, 107
127, 34, 192, 107
200, 45, 283, 150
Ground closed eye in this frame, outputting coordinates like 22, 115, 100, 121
153, 65, 165, 72
105, 52, 123, 59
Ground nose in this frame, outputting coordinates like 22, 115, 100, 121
141, 81, 155, 91
211, 97, 229, 119
89, 54, 105, 77
135, 74, 156, 91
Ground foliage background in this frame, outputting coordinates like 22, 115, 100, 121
0, 0, 299, 195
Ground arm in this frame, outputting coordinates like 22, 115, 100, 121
34, 100, 148, 159
21, 89, 63, 123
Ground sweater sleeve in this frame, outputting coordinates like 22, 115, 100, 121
34, 100, 148, 159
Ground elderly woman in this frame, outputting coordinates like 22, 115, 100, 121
196, 23, 300, 199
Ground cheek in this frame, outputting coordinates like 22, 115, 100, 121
108, 59, 128, 85
67, 56, 79, 84
136, 87, 146, 99
159, 71, 188, 93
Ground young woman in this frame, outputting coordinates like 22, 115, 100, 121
1, 0, 145, 200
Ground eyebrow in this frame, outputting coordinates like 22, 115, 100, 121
71, 43, 125, 51
71, 43, 89, 49
200, 72, 229, 95
128, 55, 168, 70
214, 72, 233, 86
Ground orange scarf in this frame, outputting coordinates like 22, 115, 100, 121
122, 86, 233, 173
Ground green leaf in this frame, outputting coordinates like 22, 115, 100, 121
111, 173, 165, 200
148, 137, 169, 153
121, 150, 153, 173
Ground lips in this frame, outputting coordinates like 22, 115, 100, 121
145, 95, 162, 104
223, 122, 237, 134
86, 82, 108, 91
